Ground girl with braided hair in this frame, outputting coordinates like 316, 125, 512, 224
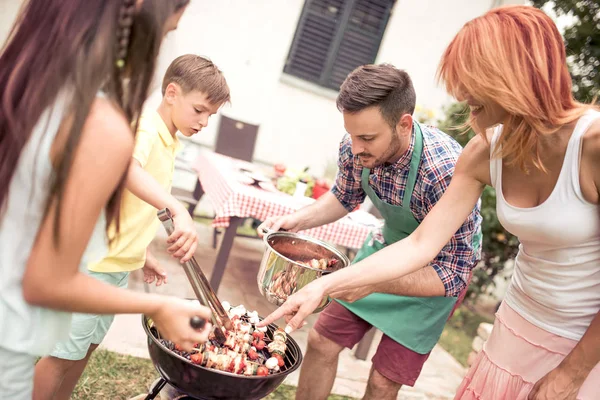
0, 1, 211, 399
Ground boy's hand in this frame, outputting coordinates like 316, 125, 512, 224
125, 161, 198, 263
143, 251, 168, 286
167, 207, 199, 263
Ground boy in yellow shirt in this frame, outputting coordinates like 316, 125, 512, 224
34, 55, 230, 399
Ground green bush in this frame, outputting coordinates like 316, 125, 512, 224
531, 0, 600, 103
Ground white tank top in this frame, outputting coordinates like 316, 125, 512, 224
490, 110, 600, 341
0, 93, 108, 356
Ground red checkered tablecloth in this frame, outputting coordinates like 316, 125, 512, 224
192, 150, 380, 250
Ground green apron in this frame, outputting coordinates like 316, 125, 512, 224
338, 123, 458, 355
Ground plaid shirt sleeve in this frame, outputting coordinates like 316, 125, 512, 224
330, 134, 366, 212
422, 168, 482, 297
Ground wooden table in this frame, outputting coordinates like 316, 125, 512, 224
192, 149, 380, 290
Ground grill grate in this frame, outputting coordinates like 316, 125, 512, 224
265, 324, 301, 372
150, 317, 302, 374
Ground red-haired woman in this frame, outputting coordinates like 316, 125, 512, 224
259, 5, 599, 399
0, 1, 211, 398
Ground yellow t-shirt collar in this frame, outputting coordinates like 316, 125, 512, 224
152, 110, 180, 151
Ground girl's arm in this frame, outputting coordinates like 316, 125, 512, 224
22, 98, 211, 350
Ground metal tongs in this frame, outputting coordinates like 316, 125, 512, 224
158, 208, 233, 344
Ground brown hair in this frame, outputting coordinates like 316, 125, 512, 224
336, 63, 416, 128
161, 54, 231, 105
0, 0, 188, 243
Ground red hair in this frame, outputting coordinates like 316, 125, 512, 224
437, 5, 594, 171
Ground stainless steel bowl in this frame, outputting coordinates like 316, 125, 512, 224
257, 229, 350, 313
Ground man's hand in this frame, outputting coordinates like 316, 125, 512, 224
528, 366, 584, 400
330, 286, 373, 303
257, 214, 304, 237
167, 206, 198, 263
143, 250, 168, 286
257, 192, 350, 237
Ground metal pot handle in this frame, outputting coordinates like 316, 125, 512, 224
259, 226, 273, 239
259, 226, 288, 242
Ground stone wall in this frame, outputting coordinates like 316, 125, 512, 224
467, 322, 494, 366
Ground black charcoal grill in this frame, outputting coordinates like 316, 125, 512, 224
142, 315, 303, 400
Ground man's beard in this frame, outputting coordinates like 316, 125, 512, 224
358, 130, 402, 168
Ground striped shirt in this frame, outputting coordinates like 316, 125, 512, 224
331, 124, 482, 297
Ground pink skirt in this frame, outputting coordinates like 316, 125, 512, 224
455, 302, 600, 400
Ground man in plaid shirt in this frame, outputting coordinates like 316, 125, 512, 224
332, 122, 480, 298
260, 64, 482, 400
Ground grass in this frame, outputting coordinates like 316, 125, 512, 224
72, 350, 156, 399
73, 349, 355, 400
438, 305, 494, 366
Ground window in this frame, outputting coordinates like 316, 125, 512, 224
284, 0, 395, 91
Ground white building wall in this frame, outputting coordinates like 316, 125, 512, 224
377, 0, 523, 113
149, 0, 525, 176
1, 0, 524, 177
0, 1, 24, 45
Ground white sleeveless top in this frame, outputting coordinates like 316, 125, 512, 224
491, 110, 600, 341
0, 93, 108, 356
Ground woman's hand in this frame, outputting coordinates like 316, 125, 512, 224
257, 280, 326, 333
528, 365, 583, 400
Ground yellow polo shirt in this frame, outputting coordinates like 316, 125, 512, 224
89, 111, 180, 273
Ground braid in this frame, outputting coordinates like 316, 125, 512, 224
115, 0, 135, 69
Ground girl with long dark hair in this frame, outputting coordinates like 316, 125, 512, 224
0, 1, 211, 398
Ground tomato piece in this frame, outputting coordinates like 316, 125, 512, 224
256, 366, 269, 376
254, 340, 266, 350
252, 331, 265, 340
273, 353, 284, 367
247, 349, 259, 360
190, 353, 203, 364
